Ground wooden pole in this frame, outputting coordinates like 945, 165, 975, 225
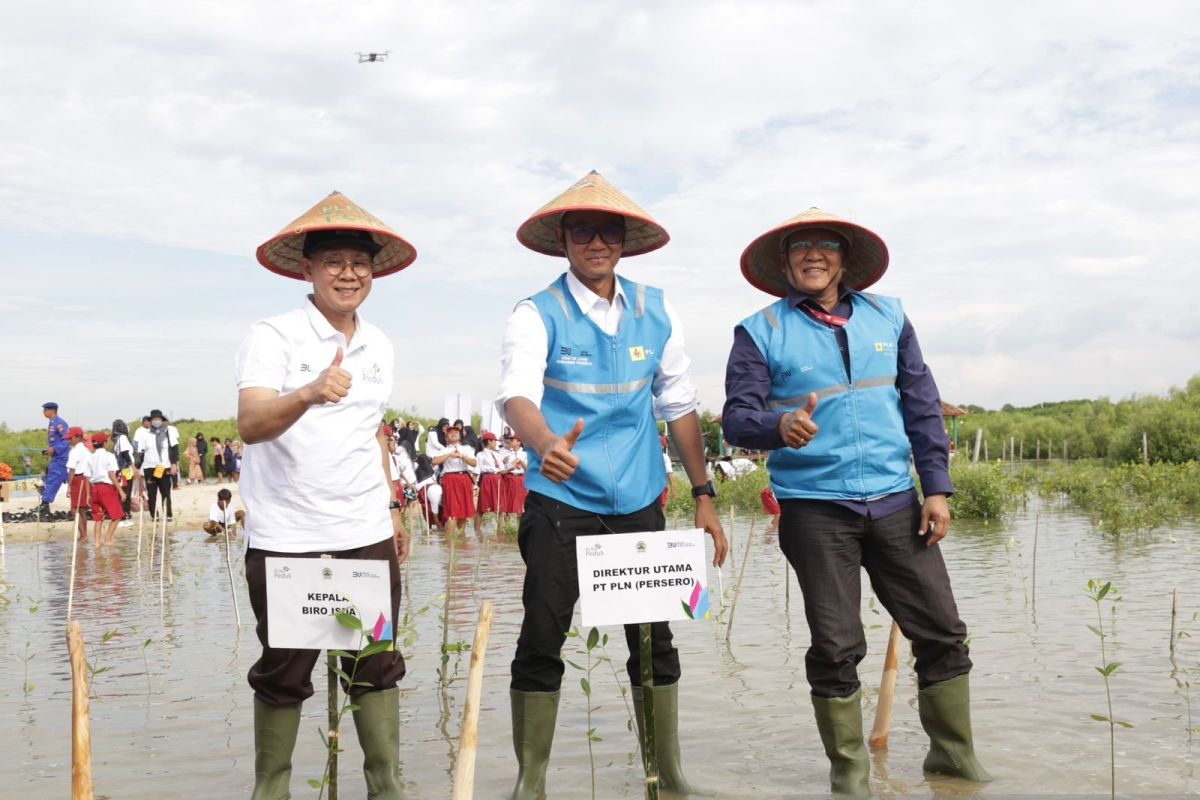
1036, 440, 1041, 460
868, 621, 903, 750
224, 522, 241, 627
972, 428, 983, 462
451, 601, 495, 800
983, 438, 989, 462
159, 508, 167, 606
1020, 439, 1024, 461
1010, 436, 1015, 463
68, 508, 82, 620
327, 652, 339, 800
1143, 432, 1149, 465
1063, 441, 1068, 461
1047, 438, 1052, 461
1031, 512, 1040, 612
67, 620, 95, 800
1170, 588, 1179, 656
639, 623, 660, 800
725, 520, 756, 644
136, 503, 143, 560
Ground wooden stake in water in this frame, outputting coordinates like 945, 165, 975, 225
1170, 588, 1179, 656
725, 520, 756, 644
869, 621, 903, 750
639, 622, 660, 800
1143, 432, 1149, 465
452, 601, 495, 800
67, 620, 95, 800
159, 509, 167, 606
327, 650, 339, 800
68, 508, 82, 620
1031, 512, 1040, 612
224, 522, 241, 627
972, 427, 983, 462
136, 504, 144, 560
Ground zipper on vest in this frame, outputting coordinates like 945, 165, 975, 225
606, 337, 619, 510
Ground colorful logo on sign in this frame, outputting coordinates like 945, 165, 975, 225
373, 612, 395, 650
681, 583, 711, 620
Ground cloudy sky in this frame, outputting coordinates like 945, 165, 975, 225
2, 1, 1197, 431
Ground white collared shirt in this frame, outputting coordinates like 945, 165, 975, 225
132, 426, 150, 453
67, 442, 91, 475
140, 426, 178, 470
208, 502, 239, 526
497, 270, 700, 422
477, 447, 504, 474
235, 296, 394, 553
440, 443, 475, 475
89, 449, 118, 484
502, 448, 527, 475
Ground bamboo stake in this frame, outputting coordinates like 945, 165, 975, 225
451, 601, 494, 800
868, 621, 903, 750
327, 652, 339, 800
725, 520, 756, 644
224, 521, 241, 627
68, 505, 83, 620
972, 427, 983, 462
1170, 588, 1179, 656
67, 620, 95, 800
159, 508, 167, 606
639, 623, 660, 800
1031, 512, 1040, 612
1143, 432, 1149, 465
136, 503, 143, 561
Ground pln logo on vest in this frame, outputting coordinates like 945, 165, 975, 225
874, 342, 896, 354
629, 346, 646, 362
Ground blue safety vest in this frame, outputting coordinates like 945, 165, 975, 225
524, 273, 671, 515
740, 292, 915, 501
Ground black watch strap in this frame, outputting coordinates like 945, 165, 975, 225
691, 480, 717, 499
389, 501, 402, 510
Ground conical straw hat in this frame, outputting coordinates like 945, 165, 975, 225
256, 191, 417, 279
740, 208, 889, 297
517, 171, 669, 257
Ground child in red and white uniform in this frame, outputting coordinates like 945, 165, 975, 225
432, 426, 476, 534
498, 434, 528, 530
474, 431, 504, 533
87, 433, 127, 545
65, 427, 92, 541
384, 429, 416, 508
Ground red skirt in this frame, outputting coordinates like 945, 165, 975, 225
500, 473, 526, 513
69, 475, 91, 510
761, 487, 780, 515
477, 473, 501, 513
442, 472, 476, 520
91, 483, 124, 520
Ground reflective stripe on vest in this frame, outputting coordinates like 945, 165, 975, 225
767, 375, 897, 410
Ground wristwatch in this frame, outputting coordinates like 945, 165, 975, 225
388, 501, 402, 510
691, 481, 717, 499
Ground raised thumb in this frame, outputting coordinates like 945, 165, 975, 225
804, 392, 818, 415
332, 346, 344, 367
562, 417, 585, 448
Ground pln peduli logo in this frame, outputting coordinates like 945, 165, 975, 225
681, 583, 711, 620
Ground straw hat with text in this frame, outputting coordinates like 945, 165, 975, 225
740, 208, 889, 297
256, 191, 417, 279
517, 170, 669, 257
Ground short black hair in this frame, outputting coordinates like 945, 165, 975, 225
217, 489, 233, 501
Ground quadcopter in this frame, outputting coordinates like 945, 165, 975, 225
357, 52, 390, 63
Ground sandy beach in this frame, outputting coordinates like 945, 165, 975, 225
0, 481, 243, 543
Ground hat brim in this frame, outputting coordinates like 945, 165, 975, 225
257, 225, 417, 280
517, 206, 669, 258
741, 218, 889, 298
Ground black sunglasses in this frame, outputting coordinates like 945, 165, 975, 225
564, 223, 625, 246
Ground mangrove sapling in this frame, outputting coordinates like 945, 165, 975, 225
597, 630, 637, 736
724, 519, 756, 644
86, 629, 121, 700
565, 626, 609, 799
437, 537, 472, 685
142, 638, 153, 696
1086, 579, 1133, 800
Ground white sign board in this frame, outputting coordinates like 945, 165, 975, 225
266, 557, 394, 650
443, 393, 472, 425
576, 529, 712, 627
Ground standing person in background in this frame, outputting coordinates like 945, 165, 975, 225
65, 426, 92, 541
473, 431, 503, 534
432, 425, 476, 535
221, 438, 236, 483
163, 416, 181, 490
722, 207, 989, 796
232, 440, 243, 482
132, 416, 152, 460
112, 419, 136, 525
196, 433, 209, 482
185, 438, 202, 485
425, 418, 450, 459
211, 436, 226, 483
499, 171, 728, 797
87, 433, 126, 546
39, 402, 71, 518
497, 434, 527, 532
141, 409, 177, 521
238, 191, 414, 799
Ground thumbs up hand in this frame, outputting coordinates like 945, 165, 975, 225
304, 346, 353, 406
538, 417, 584, 484
778, 392, 820, 449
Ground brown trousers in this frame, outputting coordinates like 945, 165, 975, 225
246, 537, 406, 707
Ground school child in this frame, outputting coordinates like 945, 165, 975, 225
473, 432, 504, 533
432, 425, 477, 535
65, 426, 92, 542
88, 433, 127, 546
498, 435, 528, 531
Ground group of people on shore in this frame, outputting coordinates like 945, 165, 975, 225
227, 171, 987, 800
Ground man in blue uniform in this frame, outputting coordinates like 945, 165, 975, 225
722, 208, 990, 797
40, 401, 70, 517
499, 171, 728, 798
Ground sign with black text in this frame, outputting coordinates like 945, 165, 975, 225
265, 557, 394, 650
576, 529, 712, 627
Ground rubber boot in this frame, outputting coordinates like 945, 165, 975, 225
632, 684, 707, 796
918, 673, 993, 782
351, 687, 406, 799
811, 690, 870, 799
511, 689, 559, 800
252, 699, 301, 800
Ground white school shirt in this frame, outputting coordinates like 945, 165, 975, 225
88, 449, 118, 484
208, 502, 238, 526
477, 447, 503, 475
502, 448, 527, 475
425, 433, 447, 459
132, 426, 150, 453
440, 444, 475, 475
67, 442, 91, 475
663, 452, 673, 476
114, 434, 133, 465
388, 449, 416, 484
496, 269, 700, 423
140, 427, 177, 470
235, 296, 394, 553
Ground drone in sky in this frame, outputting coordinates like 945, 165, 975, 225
357, 52, 390, 63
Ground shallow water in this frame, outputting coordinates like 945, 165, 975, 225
2, 499, 1199, 799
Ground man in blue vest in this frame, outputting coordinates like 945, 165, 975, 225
499, 171, 728, 798
722, 209, 990, 797
39, 401, 70, 517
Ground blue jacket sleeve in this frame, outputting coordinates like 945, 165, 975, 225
896, 316, 953, 497
721, 326, 786, 451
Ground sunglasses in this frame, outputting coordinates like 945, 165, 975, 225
785, 238, 843, 254
565, 223, 625, 246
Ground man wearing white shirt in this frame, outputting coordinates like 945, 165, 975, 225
236, 192, 416, 800
87, 433, 126, 545
132, 416, 151, 456
499, 171, 728, 798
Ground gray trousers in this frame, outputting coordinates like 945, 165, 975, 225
779, 498, 972, 698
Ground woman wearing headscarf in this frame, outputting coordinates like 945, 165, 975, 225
112, 419, 136, 520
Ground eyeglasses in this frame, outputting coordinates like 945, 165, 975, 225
565, 223, 625, 246
785, 238, 843, 254
317, 257, 374, 277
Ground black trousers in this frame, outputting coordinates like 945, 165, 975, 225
143, 469, 173, 520
246, 537, 406, 706
510, 491, 680, 693
779, 498, 971, 698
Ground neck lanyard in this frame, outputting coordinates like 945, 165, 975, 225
801, 302, 848, 328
